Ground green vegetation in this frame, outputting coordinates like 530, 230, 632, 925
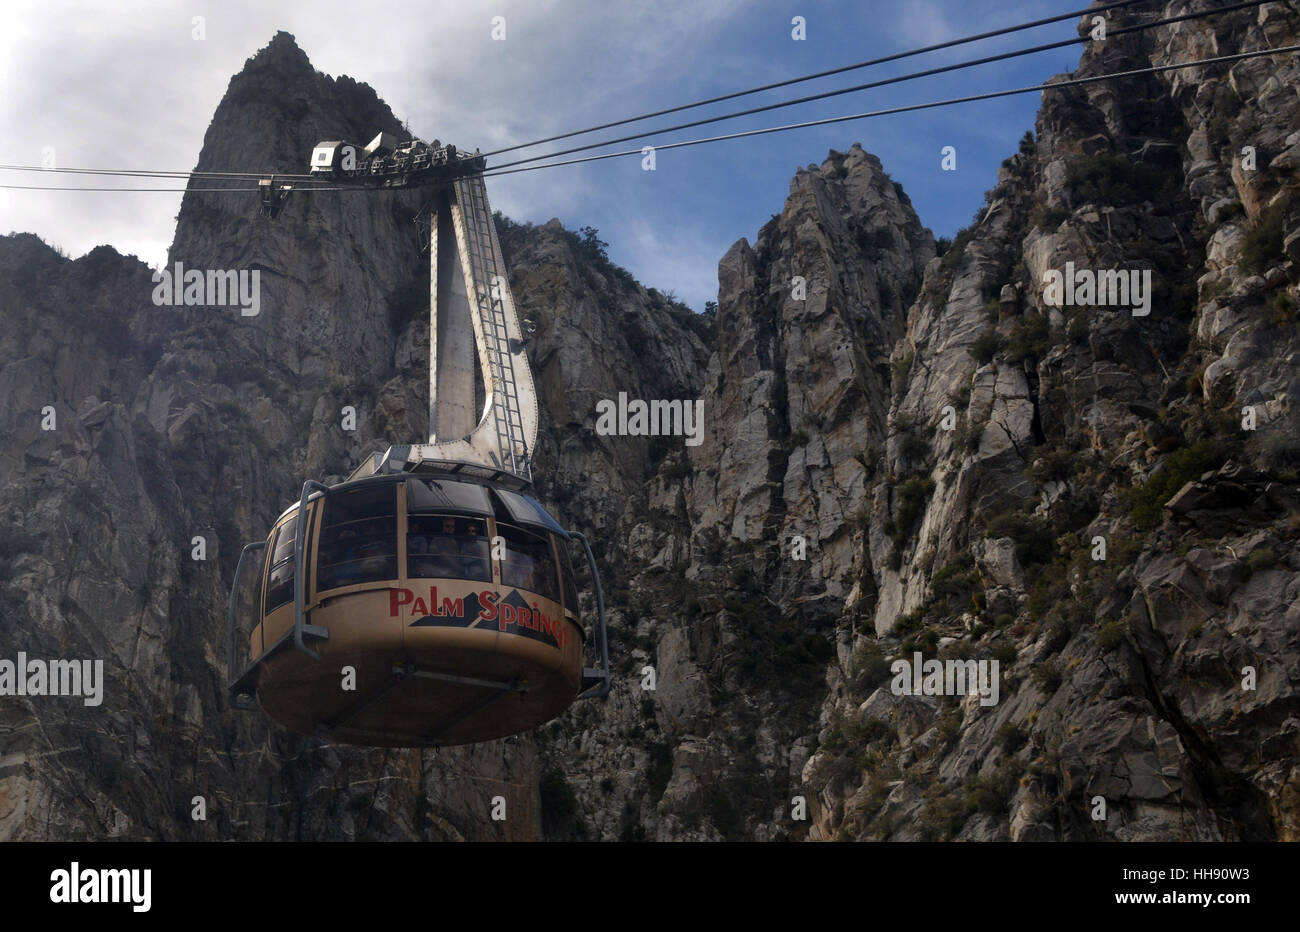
918, 793, 968, 841
996, 722, 1027, 753
822, 707, 891, 752
901, 626, 939, 657
1031, 659, 1063, 695
1213, 200, 1245, 226
1206, 84, 1244, 153
891, 351, 915, 399
1065, 153, 1179, 207
1276, 292, 1297, 326
855, 443, 883, 482
929, 558, 979, 611
1027, 448, 1075, 484
573, 225, 610, 263
970, 328, 1005, 365
1097, 618, 1127, 652
939, 228, 976, 275
857, 225, 895, 258
985, 511, 1054, 567
889, 476, 935, 550
1247, 546, 1279, 572
1241, 196, 1290, 274
965, 760, 1023, 815
1124, 437, 1238, 530
956, 418, 983, 455
849, 643, 893, 693
894, 606, 925, 634
724, 590, 836, 701
1006, 313, 1051, 363
899, 430, 931, 463
1025, 564, 1070, 618
1030, 203, 1071, 230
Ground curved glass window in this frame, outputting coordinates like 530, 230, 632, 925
317, 484, 397, 590
494, 489, 569, 537
407, 513, 492, 582
264, 514, 299, 612
407, 478, 491, 515
497, 523, 560, 603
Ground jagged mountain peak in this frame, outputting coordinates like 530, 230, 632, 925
189, 32, 405, 184
242, 30, 313, 73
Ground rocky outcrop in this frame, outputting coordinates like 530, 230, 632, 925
801, 1, 1300, 842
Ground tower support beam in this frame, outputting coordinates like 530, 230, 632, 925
424, 175, 538, 482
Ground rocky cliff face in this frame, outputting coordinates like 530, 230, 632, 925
2, 3, 1298, 841
794, 1, 1300, 841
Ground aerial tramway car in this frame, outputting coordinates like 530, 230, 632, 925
228, 135, 609, 747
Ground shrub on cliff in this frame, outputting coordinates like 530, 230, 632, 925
1241, 196, 1290, 274
1124, 437, 1238, 530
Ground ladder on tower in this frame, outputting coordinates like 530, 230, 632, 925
454, 173, 531, 482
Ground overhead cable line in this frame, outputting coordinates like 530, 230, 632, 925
5, 41, 1290, 194
0, 183, 344, 192
483, 0, 1268, 174
0, 184, 266, 192
0, 1, 1252, 188
0, 164, 317, 181
481, 0, 1158, 157
481, 44, 1300, 178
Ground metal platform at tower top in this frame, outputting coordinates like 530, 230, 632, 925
344, 444, 532, 493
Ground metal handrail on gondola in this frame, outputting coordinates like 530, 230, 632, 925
226, 540, 267, 709
571, 531, 610, 700
226, 481, 332, 707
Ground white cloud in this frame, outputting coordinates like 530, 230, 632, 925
0, 0, 1066, 307
0, 0, 748, 269
618, 214, 725, 309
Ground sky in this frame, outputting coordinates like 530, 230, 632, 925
0, 0, 1094, 310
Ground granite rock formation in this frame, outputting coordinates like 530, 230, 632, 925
2, 3, 1298, 841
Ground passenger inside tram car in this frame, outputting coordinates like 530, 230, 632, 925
426, 521, 461, 577
408, 515, 491, 581
461, 521, 490, 579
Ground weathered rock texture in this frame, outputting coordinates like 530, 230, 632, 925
2, 3, 1298, 841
